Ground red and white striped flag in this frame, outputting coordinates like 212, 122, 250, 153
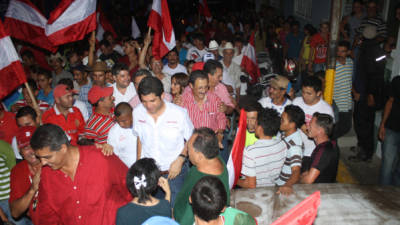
147, 0, 176, 60
4, 0, 56, 52
96, 10, 118, 42
199, 0, 212, 22
0, 20, 27, 99
227, 109, 247, 188
241, 32, 260, 84
45, 0, 97, 46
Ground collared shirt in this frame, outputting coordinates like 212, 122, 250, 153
276, 130, 303, 186
162, 64, 188, 76
241, 139, 287, 187
9, 160, 38, 221
182, 89, 226, 131
220, 60, 242, 89
82, 112, 115, 144
128, 93, 172, 109
133, 101, 194, 171
112, 82, 137, 106
42, 106, 85, 145
78, 81, 92, 117
258, 97, 292, 115
107, 123, 137, 167
182, 84, 235, 109
35, 146, 131, 225
14, 99, 50, 112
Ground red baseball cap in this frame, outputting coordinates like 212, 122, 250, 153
53, 84, 78, 98
192, 62, 205, 72
88, 85, 114, 104
16, 126, 36, 149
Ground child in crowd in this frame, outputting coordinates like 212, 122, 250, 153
171, 72, 189, 105
36, 69, 54, 105
116, 158, 171, 225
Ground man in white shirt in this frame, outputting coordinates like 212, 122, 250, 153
133, 76, 194, 205
162, 49, 188, 76
112, 63, 137, 105
186, 33, 208, 62
258, 75, 292, 115
107, 102, 137, 167
292, 76, 334, 157
220, 42, 241, 96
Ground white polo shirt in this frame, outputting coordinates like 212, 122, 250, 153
107, 123, 137, 167
133, 101, 194, 171
162, 64, 188, 76
113, 82, 137, 105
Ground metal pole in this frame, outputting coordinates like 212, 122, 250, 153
324, 0, 342, 105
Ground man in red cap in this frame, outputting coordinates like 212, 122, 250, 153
42, 84, 85, 145
80, 86, 115, 144
9, 126, 41, 224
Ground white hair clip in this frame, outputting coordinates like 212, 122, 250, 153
133, 174, 147, 189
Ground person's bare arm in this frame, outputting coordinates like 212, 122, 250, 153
236, 176, 256, 189
88, 31, 96, 67
136, 138, 142, 160
379, 97, 394, 141
300, 168, 320, 184
139, 29, 152, 69
276, 166, 300, 195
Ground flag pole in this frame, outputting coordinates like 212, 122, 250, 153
23, 82, 42, 124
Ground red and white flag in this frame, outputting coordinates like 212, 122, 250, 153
4, 0, 56, 52
45, 0, 97, 46
147, 0, 176, 60
96, 10, 117, 42
131, 16, 141, 39
0, 20, 27, 99
199, 0, 212, 22
227, 109, 247, 188
241, 32, 261, 84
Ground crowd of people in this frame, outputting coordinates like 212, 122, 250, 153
0, 0, 400, 224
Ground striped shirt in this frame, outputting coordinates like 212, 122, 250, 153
82, 112, 115, 144
241, 139, 287, 187
276, 130, 303, 186
182, 89, 226, 131
356, 16, 387, 39
0, 140, 16, 200
14, 99, 50, 112
333, 58, 353, 112
182, 83, 235, 109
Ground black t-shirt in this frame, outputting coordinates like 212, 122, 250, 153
310, 141, 339, 183
116, 199, 171, 225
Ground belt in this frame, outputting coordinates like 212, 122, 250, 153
160, 170, 169, 175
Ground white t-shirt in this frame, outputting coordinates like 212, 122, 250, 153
220, 60, 242, 89
162, 64, 188, 76
186, 46, 208, 62
112, 82, 137, 106
74, 99, 89, 122
133, 101, 194, 171
107, 123, 137, 167
11, 137, 22, 160
292, 97, 335, 124
258, 97, 292, 115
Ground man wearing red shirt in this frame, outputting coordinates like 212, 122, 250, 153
42, 84, 85, 145
81, 85, 115, 144
31, 124, 131, 225
0, 104, 18, 144
9, 126, 40, 224
182, 70, 226, 147
308, 22, 330, 73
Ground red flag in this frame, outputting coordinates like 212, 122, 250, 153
96, 10, 118, 42
227, 109, 247, 188
0, 20, 27, 99
199, 0, 212, 22
147, 0, 176, 60
45, 0, 97, 46
4, 0, 57, 52
241, 32, 261, 84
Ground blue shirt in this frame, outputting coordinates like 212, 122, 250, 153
37, 89, 54, 106
78, 82, 92, 117
286, 32, 304, 59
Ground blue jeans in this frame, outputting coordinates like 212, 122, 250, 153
0, 199, 32, 225
379, 128, 400, 185
155, 160, 189, 206
313, 63, 326, 73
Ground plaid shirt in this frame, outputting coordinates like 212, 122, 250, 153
78, 82, 92, 117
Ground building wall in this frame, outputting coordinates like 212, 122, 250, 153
283, 0, 332, 28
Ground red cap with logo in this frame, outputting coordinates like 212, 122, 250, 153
53, 84, 78, 98
88, 85, 114, 104
16, 126, 36, 149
